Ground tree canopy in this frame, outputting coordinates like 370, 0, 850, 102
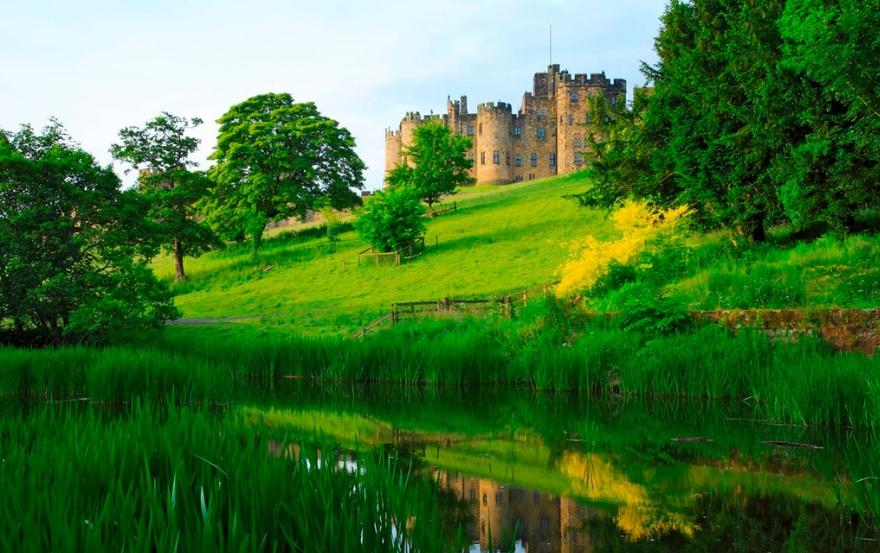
385, 120, 474, 215
576, 0, 880, 241
203, 93, 365, 251
354, 187, 426, 253
110, 112, 219, 281
0, 120, 178, 346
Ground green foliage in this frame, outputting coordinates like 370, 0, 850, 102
111, 112, 221, 281
385, 120, 475, 214
0, 120, 178, 346
615, 282, 692, 336
354, 186, 427, 253
203, 93, 365, 252
0, 402, 454, 552
578, 0, 880, 241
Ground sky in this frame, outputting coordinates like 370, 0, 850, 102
0, 0, 668, 190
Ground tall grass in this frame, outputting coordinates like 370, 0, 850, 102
3, 303, 880, 426
0, 401, 456, 552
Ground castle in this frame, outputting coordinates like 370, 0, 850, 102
385, 64, 626, 185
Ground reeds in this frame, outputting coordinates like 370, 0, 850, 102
3, 308, 880, 426
0, 401, 455, 552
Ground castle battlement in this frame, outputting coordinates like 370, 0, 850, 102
477, 101, 513, 113
385, 65, 626, 185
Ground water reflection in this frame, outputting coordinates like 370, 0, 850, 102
235, 382, 880, 551
437, 471, 606, 552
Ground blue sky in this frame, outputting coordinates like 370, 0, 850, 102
0, 0, 667, 190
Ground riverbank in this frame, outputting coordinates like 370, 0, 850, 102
4, 302, 879, 427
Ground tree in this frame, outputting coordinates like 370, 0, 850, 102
776, 0, 880, 232
110, 112, 219, 281
203, 93, 365, 252
354, 186, 426, 253
385, 120, 474, 215
0, 120, 178, 346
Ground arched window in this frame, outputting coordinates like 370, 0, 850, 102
479, 123, 483, 135
568, 115, 573, 125
515, 154, 522, 167
574, 153, 583, 164
514, 126, 521, 136
570, 92, 579, 102
493, 151, 500, 165
480, 151, 486, 165
467, 126, 473, 136
549, 153, 556, 167
537, 127, 545, 139
573, 138, 581, 148
530, 153, 538, 167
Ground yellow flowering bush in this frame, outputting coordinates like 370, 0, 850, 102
556, 201, 690, 298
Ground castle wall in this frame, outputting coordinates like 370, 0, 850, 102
384, 130, 402, 177
475, 102, 513, 185
385, 65, 626, 187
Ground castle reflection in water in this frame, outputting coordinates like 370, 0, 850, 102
435, 470, 606, 553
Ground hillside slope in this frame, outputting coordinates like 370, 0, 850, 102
153, 172, 610, 334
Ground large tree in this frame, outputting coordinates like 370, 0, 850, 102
203, 93, 365, 252
775, 0, 880, 232
0, 120, 178, 346
385, 120, 474, 215
110, 112, 219, 281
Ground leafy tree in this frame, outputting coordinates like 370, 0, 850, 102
203, 93, 365, 252
385, 120, 474, 215
110, 112, 219, 281
776, 0, 880, 232
0, 120, 178, 346
354, 186, 426, 253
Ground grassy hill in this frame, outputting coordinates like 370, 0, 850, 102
153, 170, 880, 337
153, 172, 612, 335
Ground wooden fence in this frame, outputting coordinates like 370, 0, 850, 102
357, 238, 426, 267
431, 201, 457, 216
349, 281, 559, 339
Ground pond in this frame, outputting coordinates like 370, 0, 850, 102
238, 382, 880, 552
3, 381, 879, 552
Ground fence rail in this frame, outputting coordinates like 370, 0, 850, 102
350, 281, 560, 339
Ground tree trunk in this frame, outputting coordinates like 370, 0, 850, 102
744, 214, 767, 243
173, 237, 186, 281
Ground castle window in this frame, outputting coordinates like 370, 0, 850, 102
481, 152, 486, 165
611, 96, 618, 106
568, 115, 574, 125
479, 123, 483, 135
530, 152, 538, 167
537, 127, 545, 139
506, 152, 510, 165
515, 154, 522, 167
574, 138, 581, 148
574, 153, 583, 164
514, 126, 521, 136
467, 153, 474, 162
493, 151, 500, 165
549, 153, 556, 167
570, 92, 579, 102
536, 109, 547, 117
467, 126, 473, 136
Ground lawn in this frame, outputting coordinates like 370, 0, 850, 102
153, 172, 612, 334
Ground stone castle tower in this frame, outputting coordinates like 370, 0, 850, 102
385, 65, 626, 185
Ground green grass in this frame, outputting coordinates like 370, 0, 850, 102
4, 303, 880, 427
0, 401, 458, 552
152, 172, 613, 334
